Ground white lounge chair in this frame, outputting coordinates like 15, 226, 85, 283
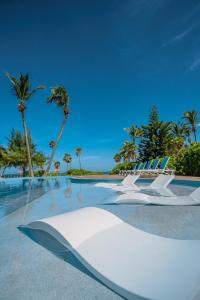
95, 174, 139, 189
115, 187, 200, 206
112, 174, 175, 193
25, 207, 200, 300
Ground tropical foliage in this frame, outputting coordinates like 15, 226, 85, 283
110, 162, 135, 175
63, 153, 72, 171
1, 70, 199, 178
54, 161, 60, 172
66, 169, 103, 176
76, 148, 82, 170
120, 141, 137, 162
174, 143, 200, 176
5, 72, 44, 177
0, 129, 46, 176
49, 141, 55, 149
112, 106, 200, 176
183, 110, 200, 143
113, 153, 122, 163
45, 86, 70, 175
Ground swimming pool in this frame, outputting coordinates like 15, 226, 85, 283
0, 177, 200, 300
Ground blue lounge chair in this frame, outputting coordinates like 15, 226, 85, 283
138, 160, 153, 174
134, 162, 146, 174
150, 157, 174, 175
143, 158, 160, 174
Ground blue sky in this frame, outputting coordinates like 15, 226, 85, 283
0, 0, 200, 172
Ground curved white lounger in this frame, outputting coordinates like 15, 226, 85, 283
95, 174, 139, 189
112, 175, 175, 193
26, 207, 200, 300
116, 187, 200, 206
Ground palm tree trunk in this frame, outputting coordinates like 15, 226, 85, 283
22, 166, 26, 177
193, 128, 197, 142
21, 111, 34, 177
79, 156, 82, 170
45, 116, 67, 175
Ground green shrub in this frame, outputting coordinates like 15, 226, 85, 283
110, 162, 136, 174
66, 169, 103, 176
174, 143, 200, 176
46, 172, 63, 176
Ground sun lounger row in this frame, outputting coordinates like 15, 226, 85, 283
95, 174, 175, 194
119, 156, 174, 176
114, 186, 200, 205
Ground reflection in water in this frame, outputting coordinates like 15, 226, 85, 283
0, 177, 70, 219
54, 178, 61, 189
64, 180, 72, 198
76, 184, 83, 203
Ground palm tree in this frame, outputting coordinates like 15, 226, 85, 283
184, 126, 192, 144
0, 146, 10, 177
63, 153, 72, 171
54, 161, 60, 172
124, 125, 143, 145
183, 110, 200, 142
171, 122, 185, 139
49, 140, 55, 149
76, 148, 82, 170
171, 122, 186, 153
113, 153, 122, 163
45, 86, 70, 175
120, 141, 136, 162
5, 72, 44, 177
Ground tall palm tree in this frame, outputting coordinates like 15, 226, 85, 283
5, 72, 44, 177
49, 140, 55, 149
76, 148, 82, 170
113, 153, 122, 163
171, 122, 185, 139
45, 86, 70, 175
184, 126, 192, 144
120, 141, 136, 162
54, 161, 60, 172
171, 122, 186, 152
124, 125, 143, 145
183, 110, 200, 142
63, 153, 72, 171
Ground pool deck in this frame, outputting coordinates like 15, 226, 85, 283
71, 174, 200, 181
1, 177, 200, 300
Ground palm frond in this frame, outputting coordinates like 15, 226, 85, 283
27, 85, 45, 100
5, 72, 19, 86
47, 86, 69, 109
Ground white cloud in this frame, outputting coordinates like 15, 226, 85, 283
187, 57, 200, 72
163, 27, 193, 47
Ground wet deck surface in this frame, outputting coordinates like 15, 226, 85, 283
0, 177, 200, 300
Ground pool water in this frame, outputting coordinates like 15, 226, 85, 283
0, 177, 200, 300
